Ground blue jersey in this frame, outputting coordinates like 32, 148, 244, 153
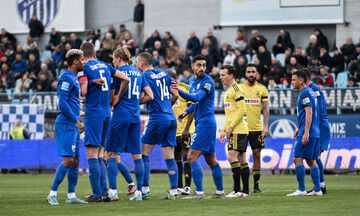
56, 69, 80, 124
297, 87, 320, 138
188, 73, 216, 126
81, 60, 115, 118
144, 68, 175, 119
309, 83, 328, 123
111, 65, 149, 120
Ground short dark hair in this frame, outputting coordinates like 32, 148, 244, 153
302, 68, 311, 80
292, 70, 307, 82
80, 42, 95, 58
192, 55, 206, 64
221, 65, 236, 76
245, 63, 257, 71
137, 52, 153, 66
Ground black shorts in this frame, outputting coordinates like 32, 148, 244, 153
248, 131, 265, 150
228, 134, 248, 152
175, 134, 191, 153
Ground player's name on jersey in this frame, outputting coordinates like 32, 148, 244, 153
120, 70, 142, 77
89, 63, 108, 70
149, 71, 167, 79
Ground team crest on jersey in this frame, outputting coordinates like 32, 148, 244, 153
61, 81, 69, 91
17, 0, 60, 27
173, 100, 180, 107
302, 97, 310, 104
256, 91, 260, 96
224, 102, 232, 109
249, 92, 252, 96
314, 91, 320, 96
204, 83, 212, 91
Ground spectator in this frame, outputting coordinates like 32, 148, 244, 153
152, 41, 165, 57
347, 77, 359, 87
4, 48, 14, 64
223, 48, 236, 66
0, 28, 17, 46
234, 56, 247, 82
203, 28, 219, 51
156, 57, 168, 70
15, 45, 25, 58
258, 45, 271, 70
60, 35, 68, 48
314, 28, 329, 51
35, 72, 51, 92
186, 31, 201, 57
286, 57, 302, 77
28, 14, 44, 43
201, 37, 217, 67
249, 29, 267, 54
0, 63, 10, 86
39, 63, 54, 81
10, 119, 30, 140
103, 32, 116, 51
269, 57, 283, 83
134, 0, 144, 47
121, 32, 136, 56
340, 37, 356, 64
97, 42, 113, 64
174, 57, 188, 76
268, 77, 278, 89
210, 67, 223, 89
85, 31, 101, 52
152, 50, 164, 67
253, 57, 265, 75
23, 36, 38, 51
106, 24, 116, 39
234, 28, 248, 53
162, 31, 177, 48
52, 45, 64, 69
1, 36, 15, 51
15, 72, 31, 93
293, 47, 308, 67
116, 24, 131, 45
201, 48, 214, 73
281, 79, 291, 89
143, 30, 161, 52
218, 41, 230, 65
306, 34, 320, 60
24, 43, 40, 60
63, 43, 72, 63
44, 57, 56, 78
308, 57, 321, 74
27, 53, 40, 75
11, 53, 28, 78
355, 45, 360, 59
180, 68, 193, 84
177, 48, 191, 66
50, 79, 58, 91
331, 47, 345, 75
69, 33, 82, 49
316, 66, 334, 87
272, 29, 294, 55
319, 47, 331, 67
348, 57, 360, 82
165, 39, 179, 67
46, 28, 61, 51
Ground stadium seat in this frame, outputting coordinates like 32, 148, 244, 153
335, 71, 348, 88
330, 72, 336, 81
40, 50, 53, 63
245, 54, 251, 63
276, 53, 285, 66
131, 56, 137, 66
250, 54, 257, 63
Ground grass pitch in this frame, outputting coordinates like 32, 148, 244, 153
0, 173, 359, 216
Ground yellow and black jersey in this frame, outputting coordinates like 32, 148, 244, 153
172, 82, 195, 136
223, 82, 248, 134
240, 81, 268, 131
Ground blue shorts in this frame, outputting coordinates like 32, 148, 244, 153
142, 117, 177, 147
55, 122, 80, 157
320, 120, 331, 151
106, 118, 142, 154
84, 116, 111, 147
190, 125, 216, 154
294, 137, 320, 160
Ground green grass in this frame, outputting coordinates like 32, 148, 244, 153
0, 173, 359, 215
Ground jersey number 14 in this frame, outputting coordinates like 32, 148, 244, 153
156, 79, 169, 101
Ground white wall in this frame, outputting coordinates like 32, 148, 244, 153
336, 0, 360, 48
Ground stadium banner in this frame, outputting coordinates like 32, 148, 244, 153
268, 114, 360, 138
0, 138, 359, 170
24, 87, 360, 113
0, 0, 85, 33
0, 104, 44, 140
220, 0, 344, 26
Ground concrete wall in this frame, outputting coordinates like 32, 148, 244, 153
336, 0, 360, 48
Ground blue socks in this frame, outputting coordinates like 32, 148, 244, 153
99, 158, 108, 196
88, 158, 101, 198
142, 155, 150, 187
190, 161, 203, 192
118, 161, 133, 184
51, 163, 68, 191
134, 158, 144, 191
316, 158, 325, 184
310, 165, 321, 192
107, 158, 118, 190
295, 163, 306, 191
211, 163, 224, 191
67, 167, 78, 193
165, 159, 178, 190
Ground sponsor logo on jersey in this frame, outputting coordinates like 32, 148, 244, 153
245, 98, 260, 104
224, 102, 232, 109
302, 97, 310, 104
61, 81, 70, 91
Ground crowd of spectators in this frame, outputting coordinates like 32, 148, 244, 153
0, 25, 359, 94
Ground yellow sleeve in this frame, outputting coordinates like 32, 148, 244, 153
223, 121, 229, 131
261, 87, 269, 102
229, 92, 246, 129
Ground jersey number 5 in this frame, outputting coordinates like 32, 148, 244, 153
99, 69, 109, 91
156, 79, 170, 101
